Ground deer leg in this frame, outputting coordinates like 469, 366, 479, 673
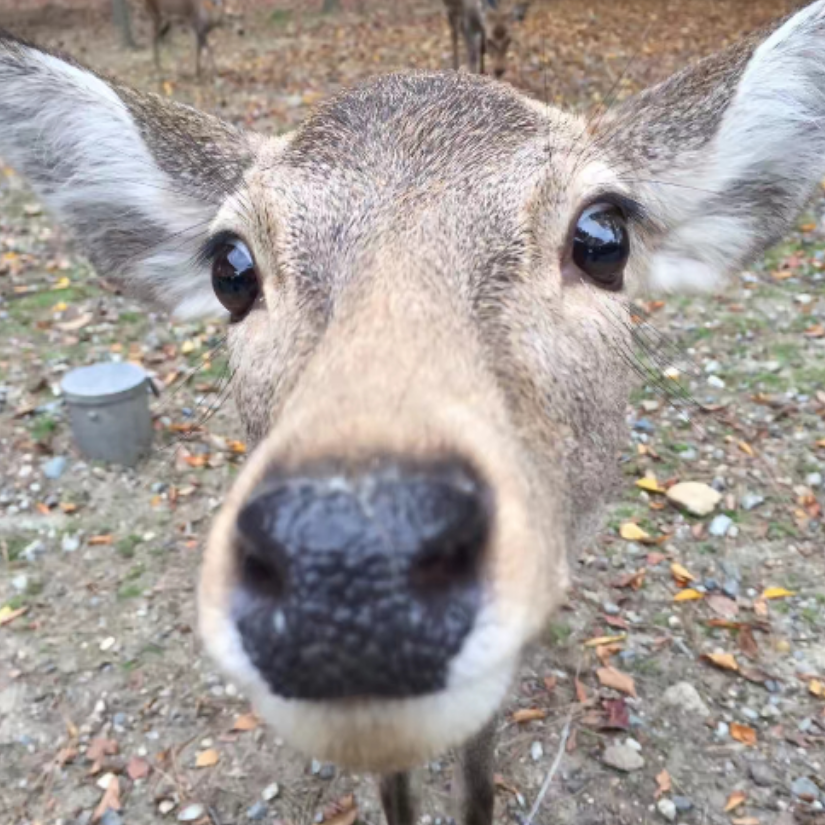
456, 719, 497, 825
449, 14, 460, 70
380, 772, 416, 825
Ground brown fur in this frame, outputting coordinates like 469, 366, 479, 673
2, 5, 824, 821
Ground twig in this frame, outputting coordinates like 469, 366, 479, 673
524, 712, 573, 825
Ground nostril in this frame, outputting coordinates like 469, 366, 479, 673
236, 495, 290, 600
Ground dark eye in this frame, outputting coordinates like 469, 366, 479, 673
212, 237, 260, 319
571, 203, 629, 290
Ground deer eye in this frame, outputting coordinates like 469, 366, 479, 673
571, 203, 629, 291
211, 237, 260, 319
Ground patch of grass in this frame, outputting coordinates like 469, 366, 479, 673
8, 285, 90, 318
270, 8, 292, 24
25, 579, 44, 596
117, 584, 143, 600
651, 611, 671, 628
125, 563, 145, 581
801, 606, 820, 627
2, 536, 31, 563
3, 595, 26, 611
29, 414, 58, 442
632, 657, 662, 676
117, 311, 143, 323
116, 534, 143, 559
546, 621, 573, 646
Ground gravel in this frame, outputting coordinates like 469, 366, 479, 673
602, 743, 645, 772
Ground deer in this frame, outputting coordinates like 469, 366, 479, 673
443, 0, 530, 77
144, 0, 234, 79
1, 4, 824, 821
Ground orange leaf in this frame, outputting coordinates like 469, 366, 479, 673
724, 790, 747, 812
738, 626, 759, 660
92, 776, 121, 823
809, 679, 824, 698
702, 651, 739, 672
730, 723, 757, 746
671, 562, 695, 583
596, 643, 624, 666
59, 502, 78, 513
88, 535, 113, 546
231, 713, 259, 732
227, 440, 247, 454
584, 634, 626, 647
511, 708, 547, 723
738, 440, 755, 457
674, 588, 703, 602
732, 819, 760, 825
195, 748, 220, 768
655, 769, 672, 798
595, 666, 637, 698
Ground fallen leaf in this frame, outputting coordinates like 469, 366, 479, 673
512, 708, 547, 723
227, 440, 247, 454
88, 535, 113, 546
809, 680, 824, 698
195, 748, 220, 768
575, 678, 589, 704
596, 666, 637, 698
753, 597, 768, 617
596, 643, 624, 665
724, 790, 747, 812
730, 723, 757, 746
0, 605, 29, 627
613, 568, 646, 590
602, 698, 630, 730
56, 311, 94, 332
739, 665, 772, 685
671, 562, 695, 583
604, 614, 629, 630
92, 775, 121, 823
646, 552, 668, 566
636, 476, 665, 493
620, 522, 650, 541
738, 626, 759, 660
655, 769, 672, 798
674, 588, 703, 602
702, 651, 739, 672
126, 756, 150, 780
231, 713, 260, 731
738, 440, 755, 457
584, 633, 626, 647
707, 594, 739, 618
731, 819, 760, 825
761, 587, 795, 599
85, 738, 118, 775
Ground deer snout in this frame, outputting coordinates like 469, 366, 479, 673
229, 460, 491, 702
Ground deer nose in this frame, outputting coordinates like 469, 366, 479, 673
231, 460, 491, 700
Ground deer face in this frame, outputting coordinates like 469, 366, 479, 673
2, 1, 825, 771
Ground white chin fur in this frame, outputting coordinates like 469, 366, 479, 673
199, 603, 518, 773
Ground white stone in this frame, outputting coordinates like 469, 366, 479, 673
666, 482, 722, 516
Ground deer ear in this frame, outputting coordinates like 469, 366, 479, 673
0, 32, 255, 318
603, 2, 825, 293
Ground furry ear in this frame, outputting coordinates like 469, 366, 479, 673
601, 1, 825, 293
0, 32, 255, 318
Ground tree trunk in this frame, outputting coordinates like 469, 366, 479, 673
112, 0, 137, 49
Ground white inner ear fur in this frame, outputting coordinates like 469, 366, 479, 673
647, 0, 825, 293
0, 47, 223, 319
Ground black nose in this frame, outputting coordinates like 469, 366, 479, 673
231, 460, 491, 700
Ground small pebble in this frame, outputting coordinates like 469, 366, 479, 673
749, 762, 777, 787
806, 472, 823, 488
673, 796, 693, 813
99, 637, 116, 652
624, 737, 642, 752
662, 682, 710, 718
99, 812, 122, 825
715, 721, 730, 740
43, 456, 68, 479
602, 601, 621, 615
602, 743, 644, 772
707, 375, 725, 389
319, 763, 336, 780
62, 534, 80, 553
262, 782, 279, 801
247, 801, 267, 820
709, 514, 733, 537
791, 776, 821, 801
657, 798, 677, 822
158, 800, 176, 815
177, 803, 205, 822
723, 579, 740, 599
741, 493, 765, 511
530, 741, 543, 762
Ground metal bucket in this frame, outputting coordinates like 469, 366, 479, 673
60, 362, 153, 467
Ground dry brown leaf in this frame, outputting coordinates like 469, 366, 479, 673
92, 775, 121, 823
646, 552, 668, 566
738, 440, 755, 457
231, 713, 260, 731
126, 756, 150, 780
596, 643, 624, 666
707, 595, 739, 618
738, 626, 759, 660
575, 678, 589, 704
730, 723, 757, 746
86, 738, 118, 774
724, 790, 747, 812
702, 651, 739, 672
731, 819, 760, 825
511, 708, 547, 723
595, 666, 637, 698
655, 769, 672, 798
88, 535, 113, 546
613, 568, 646, 590
195, 748, 220, 768
753, 597, 768, 617
583, 633, 626, 648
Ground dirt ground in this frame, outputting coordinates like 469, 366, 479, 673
1, 1, 824, 824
